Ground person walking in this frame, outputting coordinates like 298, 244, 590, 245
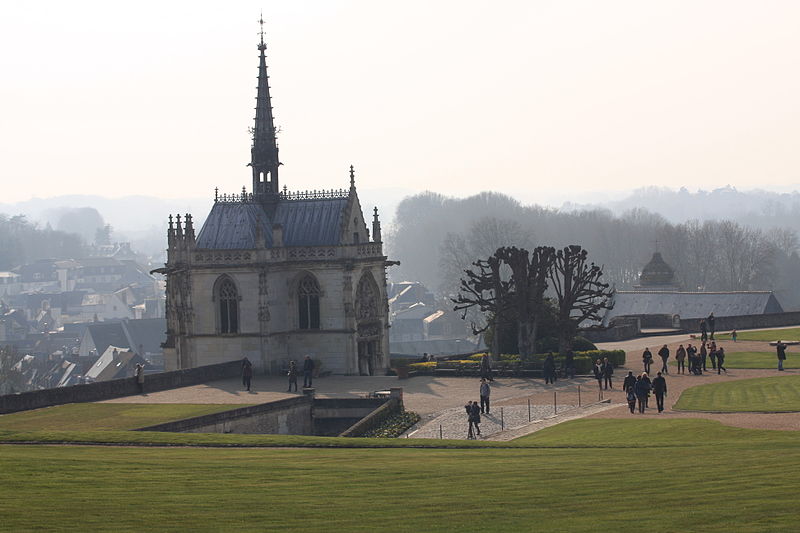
242, 358, 253, 392
564, 350, 576, 379
479, 378, 491, 414
287, 360, 298, 392
776, 341, 787, 371
466, 400, 481, 437
302, 355, 315, 388
731, 329, 738, 343
602, 357, 614, 389
709, 342, 717, 370
543, 354, 556, 385
635, 373, 651, 413
675, 344, 686, 374
465, 401, 476, 439
480, 353, 494, 381
622, 371, 636, 392
642, 348, 653, 374
686, 344, 697, 375
593, 359, 604, 390
717, 347, 727, 374
700, 319, 708, 342
626, 386, 637, 414
657, 345, 670, 375
135, 362, 145, 394
640, 372, 652, 408
700, 342, 708, 372
707, 313, 716, 340
652, 371, 668, 413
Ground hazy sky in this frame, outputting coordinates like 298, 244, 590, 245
3, 1, 800, 206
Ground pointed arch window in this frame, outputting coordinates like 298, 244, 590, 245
298, 275, 321, 329
217, 277, 239, 334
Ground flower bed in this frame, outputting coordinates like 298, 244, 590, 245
361, 410, 421, 438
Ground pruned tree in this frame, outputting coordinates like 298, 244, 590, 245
548, 245, 614, 356
452, 254, 511, 356
495, 245, 555, 357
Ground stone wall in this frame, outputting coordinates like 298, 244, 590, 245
137, 396, 314, 435
0, 360, 243, 415
680, 312, 800, 335
339, 398, 402, 437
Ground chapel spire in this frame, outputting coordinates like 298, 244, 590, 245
250, 14, 280, 198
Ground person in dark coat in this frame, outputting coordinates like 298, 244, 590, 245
480, 354, 494, 381
634, 374, 651, 413
241, 358, 253, 392
602, 357, 614, 389
287, 360, 298, 392
652, 371, 668, 413
642, 348, 653, 374
640, 372, 652, 407
675, 344, 686, 374
626, 386, 637, 414
564, 350, 576, 379
135, 363, 145, 393
593, 359, 604, 389
700, 319, 708, 342
543, 354, 556, 385
302, 355, 315, 387
686, 344, 697, 375
717, 347, 727, 374
479, 378, 491, 413
466, 401, 481, 438
700, 342, 708, 372
776, 341, 787, 371
707, 313, 716, 340
622, 371, 636, 392
708, 341, 717, 370
657, 345, 670, 375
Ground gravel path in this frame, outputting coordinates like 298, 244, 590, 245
409, 404, 576, 440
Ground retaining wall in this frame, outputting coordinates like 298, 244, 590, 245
137, 396, 314, 435
0, 360, 243, 414
680, 311, 800, 334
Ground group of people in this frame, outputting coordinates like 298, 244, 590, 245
643, 342, 727, 376
623, 370, 668, 413
699, 313, 716, 342
241, 355, 316, 392
592, 357, 614, 389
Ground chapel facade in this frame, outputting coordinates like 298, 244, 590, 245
159, 27, 391, 375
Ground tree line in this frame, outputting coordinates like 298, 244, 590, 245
0, 214, 86, 270
387, 192, 800, 309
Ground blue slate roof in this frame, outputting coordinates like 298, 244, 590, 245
603, 291, 784, 325
195, 198, 348, 249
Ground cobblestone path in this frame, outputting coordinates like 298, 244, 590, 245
409, 403, 576, 440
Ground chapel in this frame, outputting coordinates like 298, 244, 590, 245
159, 24, 391, 375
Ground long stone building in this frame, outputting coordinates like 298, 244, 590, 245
158, 26, 392, 375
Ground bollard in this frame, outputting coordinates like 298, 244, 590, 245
501, 407, 504, 430
578, 385, 581, 407
528, 398, 531, 422
554, 391, 557, 414
439, 425, 443, 439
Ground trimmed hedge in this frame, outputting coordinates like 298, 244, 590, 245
408, 350, 625, 375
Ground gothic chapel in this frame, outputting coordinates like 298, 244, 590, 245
159, 25, 391, 375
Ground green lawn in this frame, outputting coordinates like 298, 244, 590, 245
675, 375, 800, 412
0, 403, 252, 431
0, 419, 798, 532
716, 327, 800, 342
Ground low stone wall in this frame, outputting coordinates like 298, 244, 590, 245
581, 323, 640, 342
681, 312, 800, 334
137, 396, 314, 435
0, 360, 243, 415
339, 398, 402, 437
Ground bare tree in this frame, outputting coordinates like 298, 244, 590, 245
548, 245, 614, 356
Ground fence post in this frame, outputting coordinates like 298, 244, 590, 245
528, 398, 531, 422
578, 385, 581, 407
501, 407, 504, 430
439, 425, 443, 439
554, 391, 557, 414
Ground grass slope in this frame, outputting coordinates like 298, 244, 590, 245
675, 375, 800, 412
0, 419, 798, 532
0, 403, 252, 431
720, 351, 799, 369
716, 327, 800, 342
